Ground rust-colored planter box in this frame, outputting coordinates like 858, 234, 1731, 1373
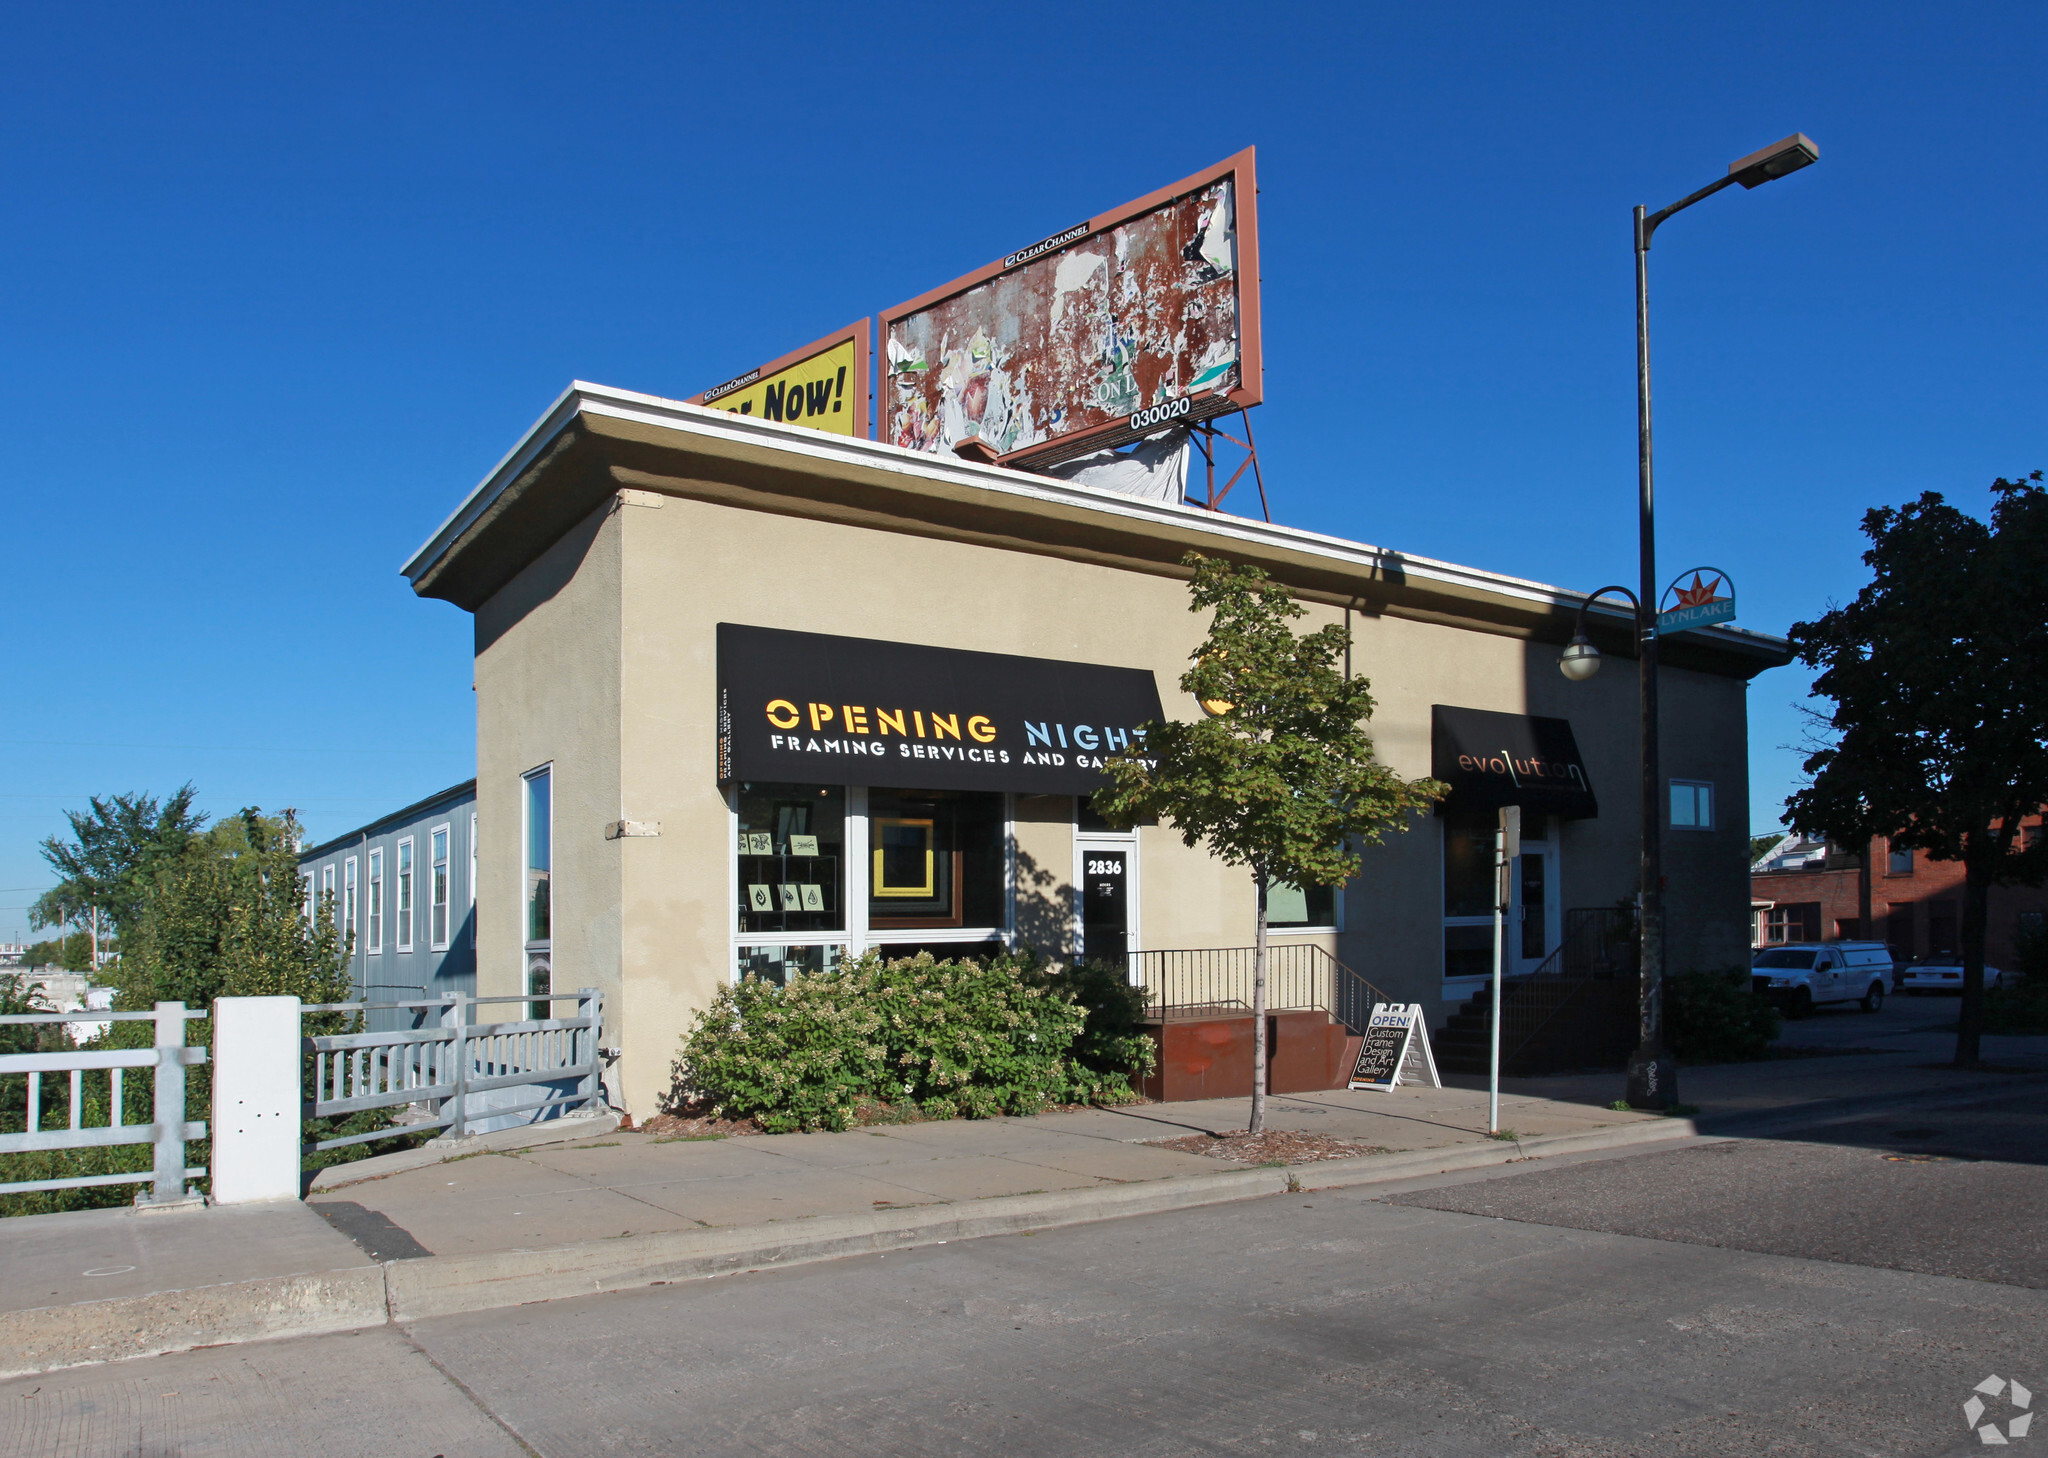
1140, 1011, 1353, 1102
1270, 1011, 1353, 1093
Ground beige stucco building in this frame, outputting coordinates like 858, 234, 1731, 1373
402, 383, 1788, 1117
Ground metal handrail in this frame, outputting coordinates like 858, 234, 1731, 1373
302, 992, 590, 1013
0, 1008, 209, 1025
1128, 944, 1393, 1033
303, 989, 603, 1151
1477, 908, 1639, 1070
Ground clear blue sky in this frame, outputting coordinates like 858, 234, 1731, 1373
3, 3, 2042, 941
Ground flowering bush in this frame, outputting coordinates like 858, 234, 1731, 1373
669, 960, 887, 1133
1027, 958, 1157, 1102
669, 951, 1153, 1132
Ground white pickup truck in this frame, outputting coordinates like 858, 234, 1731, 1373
1750, 940, 1893, 1016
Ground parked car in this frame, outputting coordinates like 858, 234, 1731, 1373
1898, 958, 2005, 995
1751, 941, 1893, 1015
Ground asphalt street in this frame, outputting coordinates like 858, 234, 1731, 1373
6, 1123, 2044, 1458
1395, 1085, 2048, 1287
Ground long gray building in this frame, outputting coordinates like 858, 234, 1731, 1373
299, 779, 477, 1013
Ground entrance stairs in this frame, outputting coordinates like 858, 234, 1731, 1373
1434, 908, 1640, 1078
1127, 945, 1392, 1099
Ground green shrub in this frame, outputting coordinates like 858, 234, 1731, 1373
670, 959, 886, 1133
1027, 959, 1156, 1098
1983, 978, 2048, 1034
871, 953, 1089, 1120
1666, 967, 1780, 1063
2015, 920, 2048, 982
669, 951, 1154, 1133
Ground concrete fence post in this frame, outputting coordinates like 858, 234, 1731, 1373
141, 1001, 195, 1207
210, 996, 304, 1203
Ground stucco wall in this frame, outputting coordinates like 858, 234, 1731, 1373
473, 485, 1760, 1114
473, 504, 624, 1049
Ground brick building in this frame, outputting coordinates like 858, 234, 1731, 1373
1750, 824, 2048, 968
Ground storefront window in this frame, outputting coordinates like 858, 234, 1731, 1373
872, 938, 1007, 965
868, 788, 1005, 930
1444, 924, 1495, 979
737, 783, 845, 935
1442, 807, 1495, 919
737, 943, 845, 987
1443, 805, 1497, 982
1266, 879, 1335, 929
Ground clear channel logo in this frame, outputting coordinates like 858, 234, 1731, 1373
1964, 1374, 2033, 1445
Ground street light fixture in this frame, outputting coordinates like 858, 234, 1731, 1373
1557, 633, 1604, 683
1728, 134, 1820, 190
1560, 134, 1818, 1111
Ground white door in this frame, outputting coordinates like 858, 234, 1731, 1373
1507, 841, 1561, 977
1075, 839, 1137, 969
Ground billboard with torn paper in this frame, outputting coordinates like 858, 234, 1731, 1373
880, 149, 1261, 470
688, 321, 871, 439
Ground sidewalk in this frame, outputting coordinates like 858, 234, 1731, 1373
1474, 993, 2048, 1127
0, 1080, 1673, 1379
5, 997, 2040, 1381
303, 1079, 1653, 1252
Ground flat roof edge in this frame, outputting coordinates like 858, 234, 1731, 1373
403, 381, 1792, 661
297, 778, 478, 861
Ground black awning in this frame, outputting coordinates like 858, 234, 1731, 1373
718, 623, 1164, 796
1430, 705, 1598, 819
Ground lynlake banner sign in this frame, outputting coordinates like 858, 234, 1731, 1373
1657, 567, 1736, 634
716, 624, 1164, 796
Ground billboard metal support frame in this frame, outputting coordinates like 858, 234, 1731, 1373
1186, 410, 1270, 522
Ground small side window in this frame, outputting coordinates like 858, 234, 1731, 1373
1670, 780, 1715, 830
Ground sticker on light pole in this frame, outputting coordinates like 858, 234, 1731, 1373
1657, 568, 1736, 633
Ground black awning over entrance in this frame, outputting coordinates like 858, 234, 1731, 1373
718, 623, 1163, 796
1430, 705, 1598, 819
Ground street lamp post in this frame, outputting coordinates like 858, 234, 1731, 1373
1564, 133, 1818, 1110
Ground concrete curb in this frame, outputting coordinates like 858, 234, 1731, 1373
0, 1267, 388, 1381
1, 1115, 1700, 1377
380, 1118, 1704, 1325
385, 1164, 1301, 1320
1303, 1116, 1702, 1192
307, 1111, 622, 1193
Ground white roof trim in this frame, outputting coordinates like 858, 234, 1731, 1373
401, 381, 1789, 654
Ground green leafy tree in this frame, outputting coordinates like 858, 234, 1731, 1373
1787, 473, 2048, 1066
2, 806, 375, 1215
22, 932, 94, 972
31, 786, 207, 955
115, 807, 350, 1010
1094, 554, 1446, 1133
1749, 832, 1786, 864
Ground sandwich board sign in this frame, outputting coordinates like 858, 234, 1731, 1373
1348, 1003, 1441, 1091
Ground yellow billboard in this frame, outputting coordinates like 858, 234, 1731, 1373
689, 322, 869, 439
